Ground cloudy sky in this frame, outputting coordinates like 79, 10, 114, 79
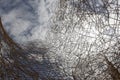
0, 0, 57, 43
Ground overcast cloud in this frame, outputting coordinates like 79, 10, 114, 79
0, 0, 57, 43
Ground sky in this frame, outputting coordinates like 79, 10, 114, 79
0, 0, 57, 43
0, 0, 119, 45
1, 0, 120, 77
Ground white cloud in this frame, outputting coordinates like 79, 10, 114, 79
0, 0, 58, 43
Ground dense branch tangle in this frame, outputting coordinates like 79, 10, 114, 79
47, 0, 120, 80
